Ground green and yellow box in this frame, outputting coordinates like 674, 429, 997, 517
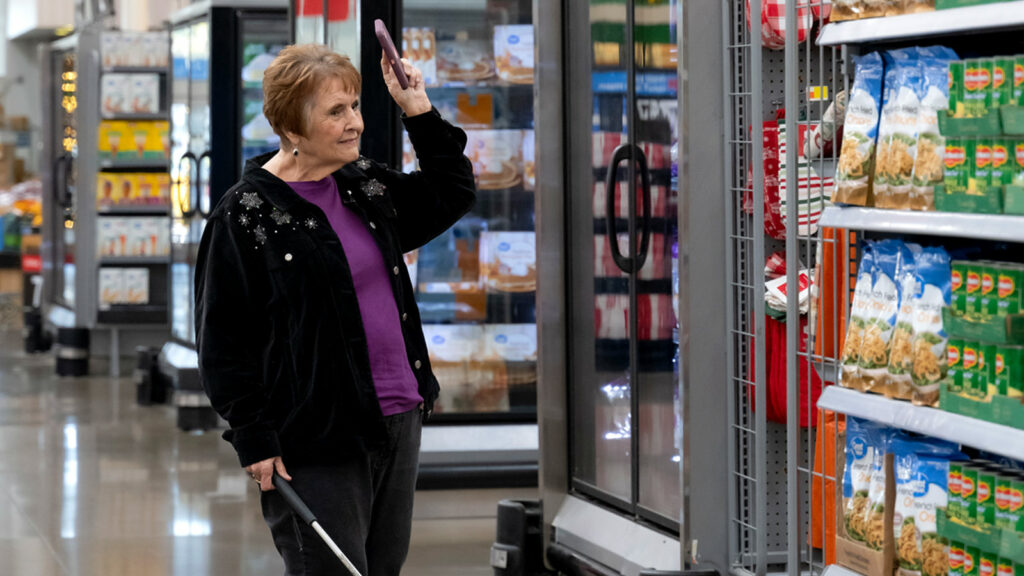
980, 343, 995, 398
1014, 56, 1024, 105
995, 345, 1024, 397
971, 140, 994, 195
965, 59, 994, 118
954, 261, 970, 313
951, 60, 967, 118
993, 58, 1015, 108
946, 139, 972, 195
963, 341, 981, 397
967, 263, 984, 315
949, 338, 966, 392
977, 467, 998, 526
991, 140, 1014, 186
965, 545, 981, 576
997, 263, 1024, 317
981, 263, 1000, 317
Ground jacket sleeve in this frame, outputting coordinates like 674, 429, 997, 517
379, 108, 477, 252
194, 213, 279, 467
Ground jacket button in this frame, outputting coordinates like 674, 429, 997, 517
347, 189, 352, 195
284, 253, 293, 262
369, 222, 377, 230
414, 360, 422, 370
393, 266, 400, 276
402, 312, 408, 321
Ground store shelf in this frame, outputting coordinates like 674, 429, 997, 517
99, 257, 169, 266
819, 206, 1024, 242
98, 205, 170, 215
97, 305, 168, 325
100, 113, 168, 121
0, 251, 20, 268
102, 66, 168, 74
817, 386, 1024, 461
99, 159, 169, 170
818, 1, 1024, 46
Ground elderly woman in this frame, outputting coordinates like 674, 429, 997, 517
194, 44, 475, 575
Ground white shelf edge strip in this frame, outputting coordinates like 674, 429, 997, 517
817, 386, 1024, 461
819, 206, 1024, 243
818, 1, 1024, 46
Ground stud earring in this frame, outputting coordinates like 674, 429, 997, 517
292, 147, 299, 157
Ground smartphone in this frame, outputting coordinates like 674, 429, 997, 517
375, 19, 409, 90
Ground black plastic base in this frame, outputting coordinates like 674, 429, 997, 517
415, 462, 537, 491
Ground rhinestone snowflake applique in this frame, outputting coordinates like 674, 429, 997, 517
271, 210, 292, 226
305, 218, 318, 230
356, 158, 372, 170
253, 225, 267, 245
361, 179, 386, 197
238, 214, 252, 228
240, 192, 264, 210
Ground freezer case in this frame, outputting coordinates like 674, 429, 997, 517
163, 1, 288, 425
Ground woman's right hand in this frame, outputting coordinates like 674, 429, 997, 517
245, 456, 292, 492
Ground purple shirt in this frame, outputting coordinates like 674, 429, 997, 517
287, 175, 422, 416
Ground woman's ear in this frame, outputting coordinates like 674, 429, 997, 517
281, 131, 301, 150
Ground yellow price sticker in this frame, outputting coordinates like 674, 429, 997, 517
808, 86, 829, 102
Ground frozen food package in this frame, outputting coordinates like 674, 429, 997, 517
887, 243, 921, 400
892, 434, 966, 576
128, 219, 147, 257
96, 173, 120, 207
912, 47, 959, 211
875, 48, 921, 210
123, 268, 150, 305
860, 240, 907, 396
493, 25, 534, 85
523, 129, 536, 191
903, 0, 935, 13
464, 130, 523, 190
841, 243, 877, 391
403, 28, 438, 87
835, 52, 884, 206
437, 39, 495, 84
483, 324, 538, 362
101, 74, 131, 116
99, 268, 125, 309
479, 232, 536, 293
130, 74, 160, 114
422, 325, 506, 413
241, 43, 276, 85
909, 247, 951, 406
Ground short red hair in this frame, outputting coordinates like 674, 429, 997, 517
262, 44, 361, 143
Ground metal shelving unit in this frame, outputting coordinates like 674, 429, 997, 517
818, 1, 1024, 46
40, 28, 172, 377
817, 387, 1024, 462
820, 206, 1024, 242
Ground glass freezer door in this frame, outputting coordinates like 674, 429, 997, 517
239, 16, 289, 170
402, 0, 537, 420
170, 23, 193, 344
568, 0, 680, 530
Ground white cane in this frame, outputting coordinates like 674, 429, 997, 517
272, 473, 363, 576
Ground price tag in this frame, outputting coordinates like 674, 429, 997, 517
808, 85, 829, 102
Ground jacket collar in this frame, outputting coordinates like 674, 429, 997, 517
241, 151, 369, 213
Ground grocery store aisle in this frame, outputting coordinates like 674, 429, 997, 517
0, 330, 521, 575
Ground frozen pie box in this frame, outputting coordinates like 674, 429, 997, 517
493, 25, 533, 85
437, 40, 495, 84
422, 325, 508, 413
480, 232, 536, 293
465, 130, 523, 190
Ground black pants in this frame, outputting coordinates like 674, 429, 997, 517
260, 408, 423, 576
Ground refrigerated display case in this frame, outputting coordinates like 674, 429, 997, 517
160, 0, 289, 429
534, 0, 729, 573
40, 29, 173, 376
289, 0, 539, 487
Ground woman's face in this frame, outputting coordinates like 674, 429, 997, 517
299, 76, 364, 167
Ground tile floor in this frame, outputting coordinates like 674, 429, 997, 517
0, 330, 534, 575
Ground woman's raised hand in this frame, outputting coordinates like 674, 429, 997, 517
381, 55, 432, 117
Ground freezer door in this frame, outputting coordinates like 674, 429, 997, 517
238, 14, 289, 170
402, 0, 538, 421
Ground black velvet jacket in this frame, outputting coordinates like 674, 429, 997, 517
195, 109, 476, 468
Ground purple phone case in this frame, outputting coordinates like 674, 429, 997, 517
374, 19, 409, 90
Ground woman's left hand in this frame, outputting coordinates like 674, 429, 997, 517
381, 55, 432, 117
